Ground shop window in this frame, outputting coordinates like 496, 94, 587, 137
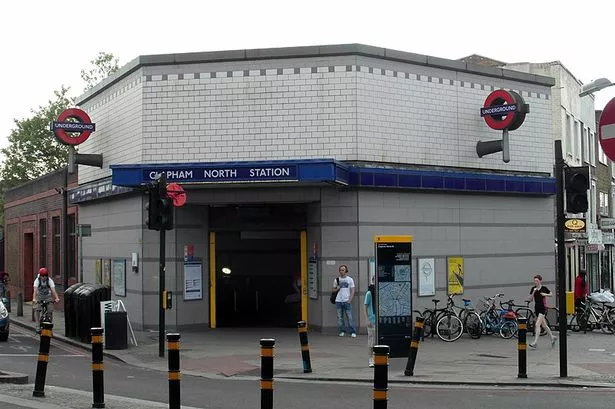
39, 219, 47, 268
52, 217, 60, 277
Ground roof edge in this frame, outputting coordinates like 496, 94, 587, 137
76, 44, 555, 105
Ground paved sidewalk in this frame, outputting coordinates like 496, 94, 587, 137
8, 301, 615, 388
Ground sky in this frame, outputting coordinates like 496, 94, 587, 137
1, 0, 614, 156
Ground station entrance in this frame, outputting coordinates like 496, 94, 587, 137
209, 204, 307, 327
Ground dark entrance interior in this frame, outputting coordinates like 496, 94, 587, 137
211, 204, 305, 327
23, 233, 34, 301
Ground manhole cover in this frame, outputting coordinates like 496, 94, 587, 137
475, 354, 509, 359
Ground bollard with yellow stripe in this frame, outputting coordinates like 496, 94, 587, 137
33, 322, 53, 398
91, 327, 105, 408
404, 316, 424, 376
296, 321, 313, 373
260, 338, 275, 409
372, 345, 390, 409
517, 317, 528, 378
167, 333, 181, 409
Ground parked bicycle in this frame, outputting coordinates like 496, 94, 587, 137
478, 294, 517, 339
450, 295, 482, 339
570, 298, 615, 334
422, 295, 464, 342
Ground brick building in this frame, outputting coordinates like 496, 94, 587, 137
71, 44, 556, 332
4, 168, 78, 302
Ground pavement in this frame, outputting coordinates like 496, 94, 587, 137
7, 301, 615, 389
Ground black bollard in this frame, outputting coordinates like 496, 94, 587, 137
404, 316, 424, 376
373, 345, 389, 409
260, 338, 275, 409
17, 293, 23, 316
91, 327, 105, 408
33, 322, 53, 397
517, 317, 528, 378
296, 321, 312, 373
167, 333, 181, 409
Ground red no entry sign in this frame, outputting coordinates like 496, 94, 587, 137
599, 98, 615, 161
51, 108, 96, 145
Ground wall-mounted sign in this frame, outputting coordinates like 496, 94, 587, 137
141, 165, 298, 184
184, 262, 203, 301
51, 108, 96, 145
447, 257, 464, 295
374, 235, 413, 358
112, 259, 126, 297
600, 217, 615, 230
565, 218, 586, 232
480, 90, 529, 131
418, 258, 435, 297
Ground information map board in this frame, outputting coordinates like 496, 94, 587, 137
374, 235, 413, 358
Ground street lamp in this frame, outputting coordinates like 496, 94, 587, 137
579, 77, 614, 97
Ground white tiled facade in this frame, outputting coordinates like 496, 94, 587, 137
78, 52, 553, 183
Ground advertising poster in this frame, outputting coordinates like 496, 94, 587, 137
95, 259, 102, 284
418, 258, 435, 296
447, 257, 464, 295
113, 259, 126, 297
184, 263, 203, 301
103, 259, 111, 287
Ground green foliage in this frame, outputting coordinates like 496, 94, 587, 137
80, 52, 120, 90
0, 87, 72, 188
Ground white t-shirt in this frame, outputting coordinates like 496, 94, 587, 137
33, 276, 56, 289
333, 276, 355, 303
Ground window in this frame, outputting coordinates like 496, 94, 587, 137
599, 143, 608, 165
582, 126, 589, 163
39, 219, 47, 268
565, 113, 572, 157
574, 120, 580, 161
600, 191, 609, 216
52, 217, 60, 277
589, 180, 597, 224
67, 214, 77, 280
590, 131, 596, 166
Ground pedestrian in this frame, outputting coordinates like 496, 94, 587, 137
333, 265, 356, 337
0, 271, 9, 298
574, 269, 589, 310
33, 267, 60, 332
364, 280, 376, 367
527, 274, 556, 348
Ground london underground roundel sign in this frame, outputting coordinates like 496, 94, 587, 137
480, 90, 528, 131
599, 97, 615, 162
51, 108, 96, 145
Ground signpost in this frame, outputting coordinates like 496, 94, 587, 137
374, 235, 413, 358
599, 98, 615, 161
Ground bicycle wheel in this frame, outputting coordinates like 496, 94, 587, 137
436, 314, 463, 342
499, 321, 517, 339
464, 311, 482, 339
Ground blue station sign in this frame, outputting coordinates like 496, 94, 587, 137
144, 165, 297, 183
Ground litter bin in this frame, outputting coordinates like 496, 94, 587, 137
64, 283, 85, 338
74, 284, 111, 343
105, 311, 128, 350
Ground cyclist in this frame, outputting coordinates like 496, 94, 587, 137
32, 267, 60, 332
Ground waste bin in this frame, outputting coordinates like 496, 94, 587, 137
105, 311, 127, 350
64, 283, 85, 338
74, 284, 111, 343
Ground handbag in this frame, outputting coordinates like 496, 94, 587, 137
330, 278, 339, 304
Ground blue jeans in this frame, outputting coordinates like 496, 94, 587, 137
336, 302, 356, 334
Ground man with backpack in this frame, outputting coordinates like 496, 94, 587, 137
33, 267, 59, 332
364, 279, 376, 367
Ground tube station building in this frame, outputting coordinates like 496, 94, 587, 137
65, 44, 556, 332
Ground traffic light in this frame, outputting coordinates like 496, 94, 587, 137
146, 187, 161, 230
564, 166, 589, 214
146, 183, 174, 231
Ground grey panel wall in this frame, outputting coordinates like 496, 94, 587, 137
79, 195, 145, 329
357, 190, 555, 312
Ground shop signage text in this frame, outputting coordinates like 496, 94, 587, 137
564, 218, 586, 232
144, 165, 298, 183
